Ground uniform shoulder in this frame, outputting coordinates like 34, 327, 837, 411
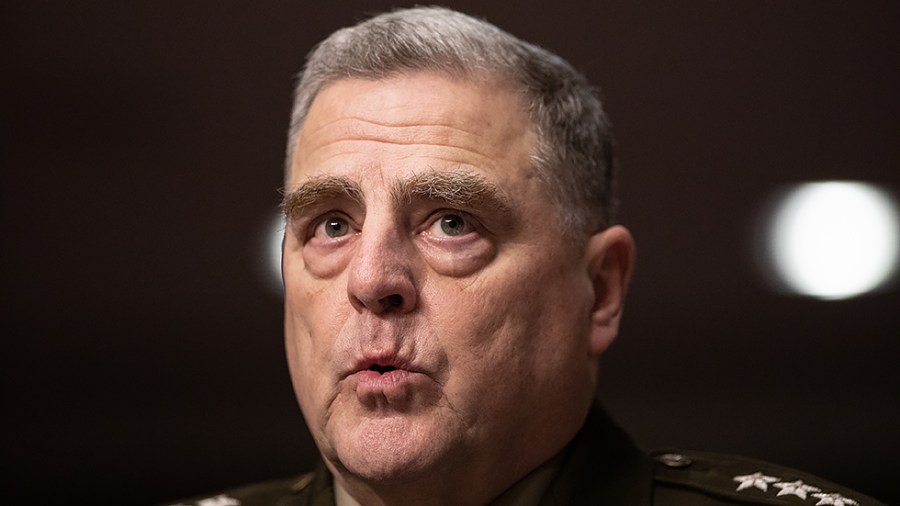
158, 473, 317, 506
649, 449, 886, 506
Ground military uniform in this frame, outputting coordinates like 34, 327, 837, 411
165, 404, 885, 506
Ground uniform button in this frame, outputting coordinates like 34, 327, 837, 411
657, 453, 693, 468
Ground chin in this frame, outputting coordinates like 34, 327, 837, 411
329, 412, 460, 483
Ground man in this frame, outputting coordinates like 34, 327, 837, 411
169, 7, 884, 506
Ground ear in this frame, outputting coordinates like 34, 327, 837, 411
585, 225, 636, 356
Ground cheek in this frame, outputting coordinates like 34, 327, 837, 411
429, 259, 592, 387
283, 265, 349, 398
285, 291, 351, 445
284, 280, 347, 359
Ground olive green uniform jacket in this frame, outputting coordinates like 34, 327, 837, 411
167, 405, 885, 505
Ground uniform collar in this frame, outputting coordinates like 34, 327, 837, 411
539, 401, 654, 505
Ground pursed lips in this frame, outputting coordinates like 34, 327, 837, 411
351, 354, 416, 384
345, 352, 432, 407
345, 351, 416, 378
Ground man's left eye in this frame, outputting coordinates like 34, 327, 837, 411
431, 213, 474, 237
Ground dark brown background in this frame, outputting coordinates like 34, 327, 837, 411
5, 1, 898, 504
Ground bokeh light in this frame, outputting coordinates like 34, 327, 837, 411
763, 182, 899, 299
266, 214, 285, 294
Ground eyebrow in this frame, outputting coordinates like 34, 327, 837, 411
392, 170, 515, 218
281, 176, 363, 219
282, 169, 515, 221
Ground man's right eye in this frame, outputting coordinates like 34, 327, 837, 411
316, 216, 351, 239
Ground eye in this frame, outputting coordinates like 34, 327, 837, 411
429, 213, 475, 238
439, 215, 466, 236
314, 216, 352, 239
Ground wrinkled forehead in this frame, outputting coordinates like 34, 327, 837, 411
287, 72, 539, 188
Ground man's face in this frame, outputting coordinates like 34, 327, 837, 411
283, 73, 601, 487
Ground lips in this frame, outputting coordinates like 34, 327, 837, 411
349, 355, 424, 406
351, 354, 411, 375
353, 359, 414, 387
355, 366, 411, 385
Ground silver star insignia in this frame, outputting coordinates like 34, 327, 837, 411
734, 472, 779, 491
774, 480, 821, 499
812, 492, 859, 506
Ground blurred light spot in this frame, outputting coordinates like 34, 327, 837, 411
267, 214, 285, 294
765, 182, 899, 299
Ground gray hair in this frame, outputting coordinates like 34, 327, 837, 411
286, 6, 616, 235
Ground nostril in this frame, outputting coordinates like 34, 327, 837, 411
384, 294, 403, 307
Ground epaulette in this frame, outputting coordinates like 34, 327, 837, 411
650, 450, 886, 505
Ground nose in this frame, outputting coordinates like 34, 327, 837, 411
346, 223, 418, 314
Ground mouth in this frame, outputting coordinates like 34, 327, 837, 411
367, 363, 400, 374
342, 351, 442, 408
348, 356, 423, 405
355, 362, 411, 383
349, 353, 414, 377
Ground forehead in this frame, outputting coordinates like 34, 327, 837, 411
288, 72, 538, 189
